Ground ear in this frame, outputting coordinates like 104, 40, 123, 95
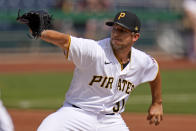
132, 33, 140, 43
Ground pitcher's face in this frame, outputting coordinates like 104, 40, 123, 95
111, 24, 140, 51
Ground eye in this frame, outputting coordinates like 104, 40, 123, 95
118, 29, 125, 33
112, 27, 126, 33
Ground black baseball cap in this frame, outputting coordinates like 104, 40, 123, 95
106, 11, 141, 33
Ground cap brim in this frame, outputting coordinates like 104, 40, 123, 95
106, 21, 131, 32
105, 21, 114, 26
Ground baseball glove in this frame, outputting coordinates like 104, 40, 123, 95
16, 9, 53, 38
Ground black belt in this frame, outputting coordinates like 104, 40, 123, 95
105, 113, 115, 115
71, 104, 115, 115
72, 104, 80, 109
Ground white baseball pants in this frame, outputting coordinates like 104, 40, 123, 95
0, 100, 14, 131
37, 103, 129, 131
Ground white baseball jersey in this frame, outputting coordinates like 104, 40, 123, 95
64, 36, 158, 115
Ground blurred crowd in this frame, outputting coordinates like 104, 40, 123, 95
0, 0, 196, 60
0, 0, 113, 12
56, 0, 113, 12
183, 0, 196, 61
54, 0, 114, 40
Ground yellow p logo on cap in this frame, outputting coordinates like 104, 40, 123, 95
118, 13, 126, 20
135, 26, 138, 31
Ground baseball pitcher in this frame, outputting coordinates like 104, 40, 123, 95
17, 10, 163, 131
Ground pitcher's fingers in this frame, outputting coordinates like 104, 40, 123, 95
147, 114, 152, 120
155, 116, 161, 126
157, 115, 161, 123
149, 115, 155, 124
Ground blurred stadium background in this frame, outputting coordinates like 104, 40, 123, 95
0, 0, 189, 57
0, 0, 196, 130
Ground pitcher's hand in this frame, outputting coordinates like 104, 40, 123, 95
147, 102, 163, 126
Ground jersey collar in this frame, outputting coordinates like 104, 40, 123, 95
108, 40, 133, 73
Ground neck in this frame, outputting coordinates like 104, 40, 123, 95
113, 47, 131, 64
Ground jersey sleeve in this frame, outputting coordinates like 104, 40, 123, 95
65, 36, 100, 69
140, 55, 159, 84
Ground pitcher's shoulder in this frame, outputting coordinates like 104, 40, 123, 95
132, 47, 150, 58
132, 47, 156, 66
